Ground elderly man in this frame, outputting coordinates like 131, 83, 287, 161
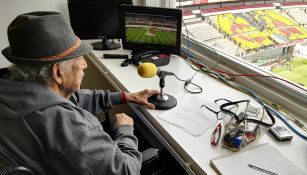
0, 11, 159, 175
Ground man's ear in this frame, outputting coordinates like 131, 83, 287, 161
51, 63, 63, 85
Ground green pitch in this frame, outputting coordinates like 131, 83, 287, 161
272, 58, 307, 87
126, 27, 176, 46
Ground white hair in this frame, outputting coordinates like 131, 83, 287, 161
5, 64, 53, 84
5, 59, 76, 86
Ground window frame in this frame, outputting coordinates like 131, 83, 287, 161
181, 36, 307, 120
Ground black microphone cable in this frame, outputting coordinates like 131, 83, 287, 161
173, 70, 203, 94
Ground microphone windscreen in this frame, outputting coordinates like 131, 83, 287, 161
137, 63, 158, 78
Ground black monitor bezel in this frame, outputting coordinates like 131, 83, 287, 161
120, 5, 182, 55
68, 0, 123, 40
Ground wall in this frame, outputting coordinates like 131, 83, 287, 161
0, 0, 143, 69
242, 47, 284, 63
0, 0, 69, 68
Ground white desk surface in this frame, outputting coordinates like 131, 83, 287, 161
88, 48, 307, 175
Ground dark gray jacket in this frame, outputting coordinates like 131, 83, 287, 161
0, 70, 141, 175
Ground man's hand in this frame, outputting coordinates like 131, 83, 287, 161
125, 89, 159, 109
114, 113, 134, 128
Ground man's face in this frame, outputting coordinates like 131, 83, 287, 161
59, 56, 87, 95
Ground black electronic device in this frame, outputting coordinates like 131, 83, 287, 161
67, 0, 132, 50
120, 5, 182, 57
103, 53, 129, 59
270, 125, 293, 141
121, 59, 131, 67
131, 50, 170, 67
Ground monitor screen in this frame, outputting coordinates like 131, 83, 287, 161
67, 0, 132, 50
121, 5, 182, 55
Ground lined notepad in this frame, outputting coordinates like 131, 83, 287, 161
210, 143, 305, 175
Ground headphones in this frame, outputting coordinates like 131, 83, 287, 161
219, 100, 275, 127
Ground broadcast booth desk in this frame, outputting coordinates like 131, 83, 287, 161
83, 48, 307, 175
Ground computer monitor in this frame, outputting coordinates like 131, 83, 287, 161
120, 5, 182, 55
67, 0, 132, 50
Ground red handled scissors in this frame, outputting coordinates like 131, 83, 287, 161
211, 123, 222, 146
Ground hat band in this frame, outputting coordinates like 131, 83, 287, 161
41, 38, 81, 60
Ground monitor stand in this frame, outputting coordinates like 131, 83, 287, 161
91, 38, 121, 50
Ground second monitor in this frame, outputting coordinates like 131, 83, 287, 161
68, 0, 132, 50
121, 5, 182, 61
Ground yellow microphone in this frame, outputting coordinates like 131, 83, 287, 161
137, 63, 158, 78
137, 62, 174, 78
136, 62, 177, 110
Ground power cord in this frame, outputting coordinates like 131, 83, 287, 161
173, 71, 203, 94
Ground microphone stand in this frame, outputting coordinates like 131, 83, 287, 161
148, 72, 177, 110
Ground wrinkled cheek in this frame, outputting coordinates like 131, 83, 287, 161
79, 72, 84, 82
77, 72, 84, 87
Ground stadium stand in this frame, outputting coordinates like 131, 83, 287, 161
183, 11, 194, 16
207, 38, 245, 56
282, 2, 307, 6
200, 4, 274, 14
183, 17, 202, 26
285, 8, 307, 25
182, 2, 307, 64
184, 22, 222, 42
180, 1, 307, 86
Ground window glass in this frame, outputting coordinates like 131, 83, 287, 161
178, 1, 307, 89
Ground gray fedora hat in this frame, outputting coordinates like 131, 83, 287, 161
2, 11, 92, 66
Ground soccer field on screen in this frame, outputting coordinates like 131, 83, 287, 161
126, 27, 176, 46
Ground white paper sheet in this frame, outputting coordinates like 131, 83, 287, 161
158, 96, 218, 136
